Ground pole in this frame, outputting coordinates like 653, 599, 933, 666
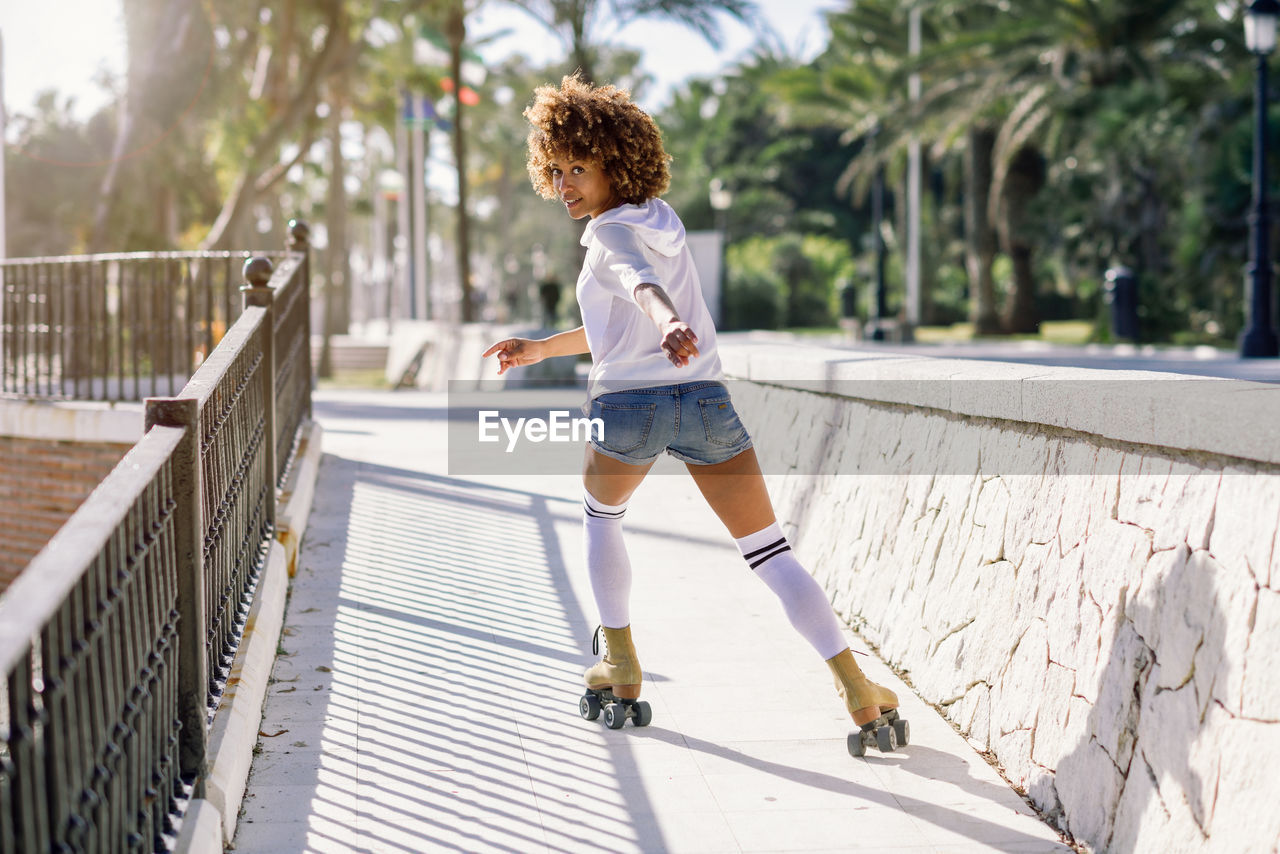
870, 163, 888, 340
1243, 51, 1280, 357
397, 90, 413, 320
411, 102, 429, 320
143, 397, 207, 792
904, 6, 922, 339
448, 3, 473, 322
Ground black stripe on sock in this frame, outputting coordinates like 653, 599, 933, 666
583, 500, 626, 520
748, 544, 791, 569
742, 537, 787, 561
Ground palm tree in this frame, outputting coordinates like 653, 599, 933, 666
792, 0, 1235, 334
902, 0, 1237, 332
499, 0, 758, 85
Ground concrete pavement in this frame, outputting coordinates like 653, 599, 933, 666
230, 387, 1075, 854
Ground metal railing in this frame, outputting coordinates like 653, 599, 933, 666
0, 248, 295, 402
0, 222, 313, 851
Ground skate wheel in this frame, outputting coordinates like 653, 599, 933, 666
579, 692, 601, 721
876, 724, 898, 753
603, 703, 626, 729
633, 701, 653, 727
892, 717, 910, 747
847, 732, 867, 758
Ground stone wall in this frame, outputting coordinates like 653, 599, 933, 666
719, 339, 1280, 854
0, 400, 142, 593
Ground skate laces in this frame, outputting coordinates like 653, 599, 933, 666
591, 624, 604, 657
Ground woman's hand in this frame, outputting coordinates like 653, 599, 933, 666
482, 337, 546, 375
659, 321, 699, 367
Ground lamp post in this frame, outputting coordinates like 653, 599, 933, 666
709, 178, 733, 327
1242, 0, 1280, 357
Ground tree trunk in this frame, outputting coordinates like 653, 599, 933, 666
90, 0, 198, 250
201, 1, 353, 249
965, 126, 1000, 334
447, 3, 475, 321
319, 8, 352, 379
999, 146, 1046, 335
268, 0, 297, 117
318, 105, 348, 379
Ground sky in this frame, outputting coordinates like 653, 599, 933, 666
0, 0, 840, 127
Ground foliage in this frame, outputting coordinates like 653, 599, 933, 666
722, 232, 855, 329
5, 0, 1280, 346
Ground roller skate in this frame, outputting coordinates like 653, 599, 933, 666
579, 625, 652, 729
828, 648, 910, 757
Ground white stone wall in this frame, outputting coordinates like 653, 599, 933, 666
721, 340, 1280, 854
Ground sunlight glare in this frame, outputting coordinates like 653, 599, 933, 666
0, 2, 127, 122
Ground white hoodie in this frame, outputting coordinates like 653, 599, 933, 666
577, 199, 724, 398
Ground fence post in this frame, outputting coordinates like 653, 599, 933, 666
242, 257, 278, 528
287, 219, 312, 418
143, 397, 207, 796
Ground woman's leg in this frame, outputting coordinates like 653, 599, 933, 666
580, 447, 655, 698
583, 445, 654, 505
681, 446, 775, 537
686, 448, 898, 725
581, 446, 653, 630
686, 448, 848, 659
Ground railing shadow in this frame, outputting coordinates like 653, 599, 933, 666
236, 450, 674, 852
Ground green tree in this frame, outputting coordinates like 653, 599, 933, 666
723, 233, 854, 329
910, 0, 1239, 333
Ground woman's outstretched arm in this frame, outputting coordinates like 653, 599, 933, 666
482, 326, 589, 375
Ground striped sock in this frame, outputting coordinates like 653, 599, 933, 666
735, 522, 848, 660
584, 493, 632, 629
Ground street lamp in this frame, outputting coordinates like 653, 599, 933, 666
1242, 0, 1280, 357
709, 179, 733, 326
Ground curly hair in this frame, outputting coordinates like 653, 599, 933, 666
524, 75, 671, 205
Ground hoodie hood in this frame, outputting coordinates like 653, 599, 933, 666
581, 199, 686, 257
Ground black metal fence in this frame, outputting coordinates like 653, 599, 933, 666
0, 249, 294, 402
0, 424, 188, 852
0, 225, 313, 852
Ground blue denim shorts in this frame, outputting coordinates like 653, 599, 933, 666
585, 381, 754, 466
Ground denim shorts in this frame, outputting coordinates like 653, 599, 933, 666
585, 381, 754, 466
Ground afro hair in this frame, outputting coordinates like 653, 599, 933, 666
524, 75, 671, 205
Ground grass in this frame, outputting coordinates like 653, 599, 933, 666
913, 319, 1095, 345
316, 368, 391, 390
780, 319, 1097, 345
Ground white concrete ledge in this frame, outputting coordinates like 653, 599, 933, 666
202, 540, 290, 845
0, 398, 144, 443
718, 339, 1280, 466
171, 798, 222, 854
276, 420, 324, 577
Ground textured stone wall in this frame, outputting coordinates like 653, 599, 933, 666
721, 341, 1280, 854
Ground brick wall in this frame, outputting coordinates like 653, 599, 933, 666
0, 437, 131, 594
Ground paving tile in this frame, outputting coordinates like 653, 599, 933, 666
230, 813, 365, 854
721, 807, 932, 851
232, 389, 1073, 854
895, 802, 1067, 850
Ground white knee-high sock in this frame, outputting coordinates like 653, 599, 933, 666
736, 522, 848, 660
584, 493, 632, 629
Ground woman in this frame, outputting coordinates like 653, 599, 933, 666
483, 76, 906, 752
